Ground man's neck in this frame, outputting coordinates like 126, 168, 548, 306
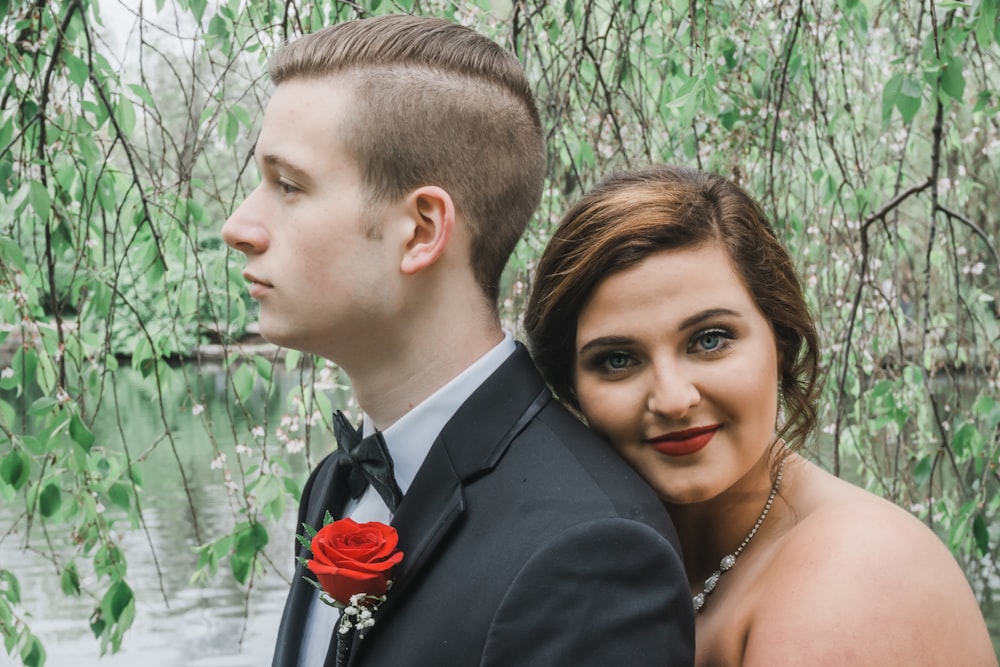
349, 321, 504, 430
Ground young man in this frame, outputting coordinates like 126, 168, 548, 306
222, 14, 694, 667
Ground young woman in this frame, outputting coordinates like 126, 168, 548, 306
524, 165, 997, 666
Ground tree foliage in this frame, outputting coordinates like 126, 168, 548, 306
0, 0, 998, 663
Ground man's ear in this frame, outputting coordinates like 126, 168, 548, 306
399, 185, 455, 275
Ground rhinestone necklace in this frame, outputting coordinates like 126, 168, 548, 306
692, 459, 785, 613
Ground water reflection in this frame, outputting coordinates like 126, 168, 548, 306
0, 362, 324, 667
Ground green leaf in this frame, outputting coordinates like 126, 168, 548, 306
65, 52, 90, 88
114, 94, 136, 137
975, 0, 998, 47
972, 513, 990, 556
61, 561, 81, 596
881, 73, 902, 127
232, 363, 255, 402
950, 422, 980, 458
38, 482, 62, 517
21, 634, 45, 667
939, 55, 965, 101
913, 454, 933, 487
254, 355, 272, 382
230, 553, 250, 584
105, 580, 134, 622
127, 83, 156, 109
0, 234, 26, 272
971, 393, 997, 418
28, 180, 51, 220
70, 413, 96, 452
190, 0, 207, 22
108, 482, 131, 510
28, 396, 59, 417
896, 76, 922, 124
0, 450, 30, 490
0, 569, 21, 604
90, 609, 106, 638
208, 14, 229, 40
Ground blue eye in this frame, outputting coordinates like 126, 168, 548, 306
606, 353, 631, 369
699, 333, 722, 350
691, 328, 733, 354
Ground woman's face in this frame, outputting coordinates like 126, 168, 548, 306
573, 242, 780, 504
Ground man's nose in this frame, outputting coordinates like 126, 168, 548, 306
221, 188, 268, 254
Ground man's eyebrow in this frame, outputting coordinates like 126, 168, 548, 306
257, 152, 311, 181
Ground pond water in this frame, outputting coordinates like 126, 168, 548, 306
1, 363, 998, 664
0, 362, 312, 667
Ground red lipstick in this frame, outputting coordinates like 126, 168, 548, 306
647, 424, 720, 457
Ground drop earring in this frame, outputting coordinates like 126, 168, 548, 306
776, 384, 786, 432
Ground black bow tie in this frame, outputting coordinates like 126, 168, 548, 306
333, 410, 404, 514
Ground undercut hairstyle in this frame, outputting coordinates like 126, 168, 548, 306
524, 165, 822, 459
269, 15, 546, 304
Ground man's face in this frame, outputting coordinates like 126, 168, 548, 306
222, 77, 398, 361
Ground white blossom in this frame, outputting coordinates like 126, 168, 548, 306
210, 453, 226, 470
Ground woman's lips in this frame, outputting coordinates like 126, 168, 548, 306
647, 425, 720, 457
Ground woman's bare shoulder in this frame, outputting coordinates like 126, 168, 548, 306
743, 463, 996, 666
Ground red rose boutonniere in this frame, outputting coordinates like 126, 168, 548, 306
297, 516, 404, 638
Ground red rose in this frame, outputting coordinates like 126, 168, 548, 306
306, 518, 404, 606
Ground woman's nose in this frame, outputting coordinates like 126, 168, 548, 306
646, 364, 700, 419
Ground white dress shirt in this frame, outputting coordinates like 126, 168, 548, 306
297, 333, 516, 666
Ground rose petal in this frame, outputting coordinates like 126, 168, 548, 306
306, 519, 404, 605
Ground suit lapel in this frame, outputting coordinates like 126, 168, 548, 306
275, 450, 353, 667
346, 346, 551, 665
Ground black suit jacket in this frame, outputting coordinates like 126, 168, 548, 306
272, 345, 694, 666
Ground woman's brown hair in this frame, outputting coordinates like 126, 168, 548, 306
523, 165, 822, 453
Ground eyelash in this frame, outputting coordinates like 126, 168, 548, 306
586, 327, 736, 376
589, 351, 636, 376
278, 180, 299, 195
688, 327, 735, 355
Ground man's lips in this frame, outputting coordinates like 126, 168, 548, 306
243, 272, 273, 297
646, 424, 720, 457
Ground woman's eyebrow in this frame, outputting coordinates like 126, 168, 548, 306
577, 335, 635, 355
678, 308, 740, 331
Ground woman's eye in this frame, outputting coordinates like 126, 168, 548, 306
692, 328, 732, 353
606, 353, 631, 370
279, 181, 298, 194
699, 333, 722, 350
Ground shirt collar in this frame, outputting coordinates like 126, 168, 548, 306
362, 331, 516, 495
